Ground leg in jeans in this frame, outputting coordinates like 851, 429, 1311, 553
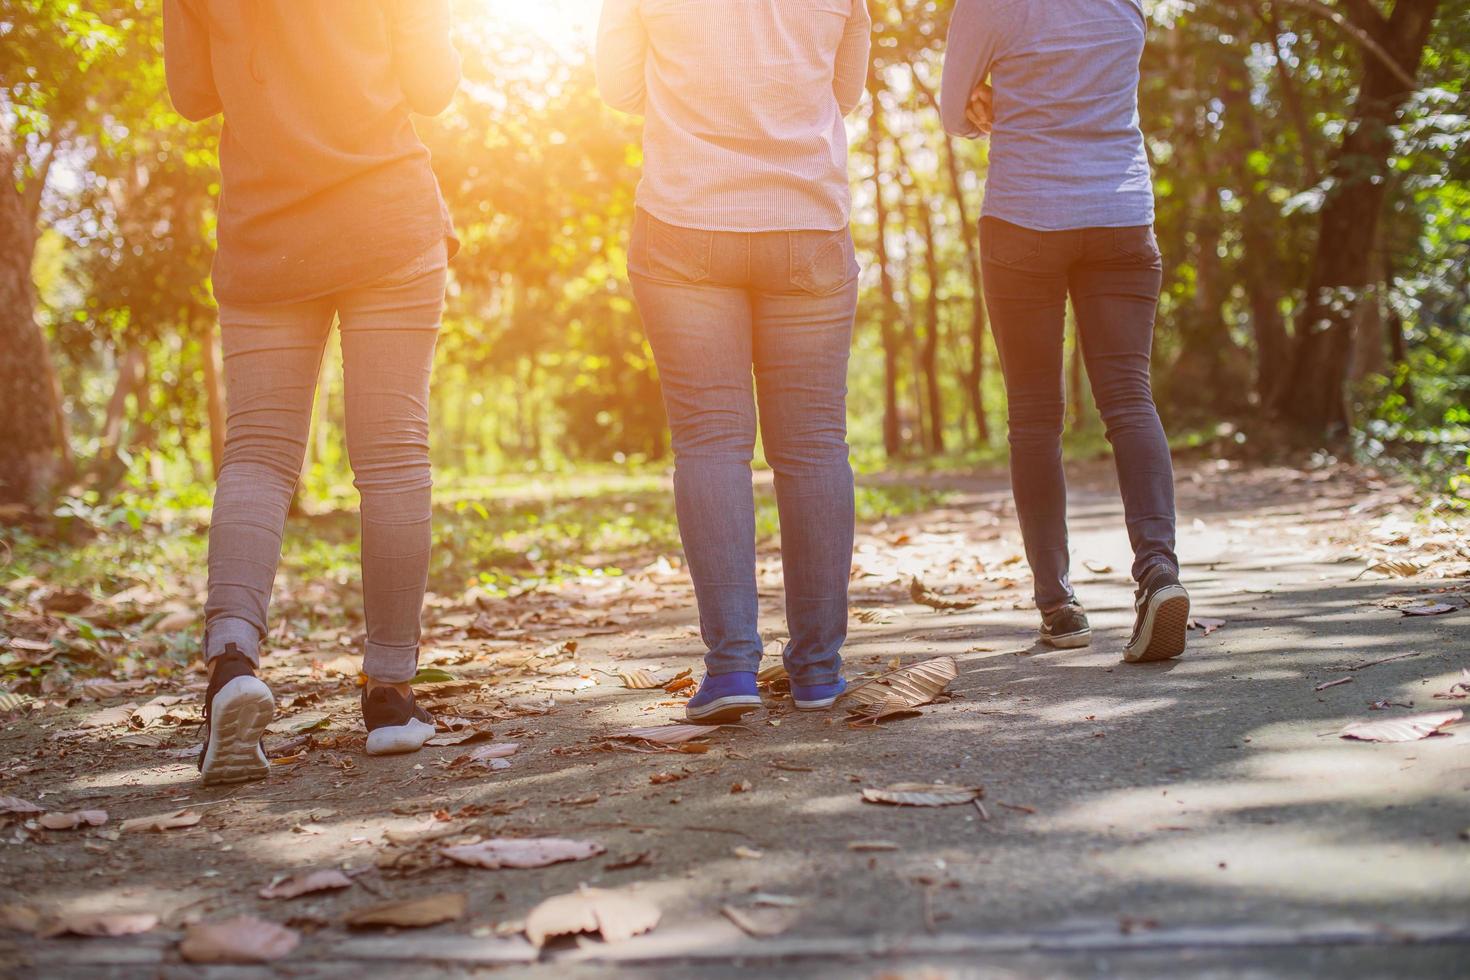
630, 214, 764, 676
1071, 227, 1178, 583
337, 242, 448, 684
751, 229, 858, 686
205, 300, 335, 665
981, 218, 1077, 612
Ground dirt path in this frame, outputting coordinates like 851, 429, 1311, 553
4, 461, 1468, 977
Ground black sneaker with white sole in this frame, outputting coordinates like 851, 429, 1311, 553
362, 685, 437, 756
198, 645, 274, 786
1040, 602, 1092, 649
1124, 565, 1190, 663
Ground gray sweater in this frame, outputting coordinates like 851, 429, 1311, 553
164, 0, 460, 304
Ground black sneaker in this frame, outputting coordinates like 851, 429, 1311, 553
362, 685, 436, 756
1124, 565, 1190, 663
198, 645, 274, 785
1040, 603, 1092, 649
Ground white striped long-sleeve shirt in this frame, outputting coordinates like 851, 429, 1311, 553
596, 0, 871, 233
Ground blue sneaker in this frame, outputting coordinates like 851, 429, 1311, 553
685, 672, 762, 724
791, 677, 847, 711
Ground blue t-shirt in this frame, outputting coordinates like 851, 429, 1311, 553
939, 0, 1155, 231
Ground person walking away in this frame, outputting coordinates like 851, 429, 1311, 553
940, 0, 1190, 661
164, 0, 461, 783
596, 0, 872, 720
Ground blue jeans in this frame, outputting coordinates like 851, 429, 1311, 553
205, 241, 448, 683
981, 217, 1179, 611
629, 210, 858, 686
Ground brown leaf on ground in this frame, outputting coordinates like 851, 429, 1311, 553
608, 724, 728, 746
1083, 560, 1114, 574
426, 725, 495, 747
259, 868, 354, 900
129, 696, 185, 729
524, 886, 660, 947
845, 656, 957, 722
848, 840, 901, 852
120, 808, 201, 833
663, 675, 695, 694
1401, 603, 1456, 616
179, 916, 299, 963
441, 837, 605, 870
861, 783, 984, 807
1188, 617, 1226, 636
266, 710, 330, 735
77, 678, 152, 700
38, 809, 108, 830
78, 703, 139, 729
0, 904, 43, 934
722, 904, 797, 938
0, 795, 44, 815
1340, 709, 1462, 742
1363, 558, 1425, 578
346, 893, 466, 929
909, 578, 979, 610
619, 669, 664, 690
40, 912, 159, 939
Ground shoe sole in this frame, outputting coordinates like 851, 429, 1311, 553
365, 717, 437, 756
793, 681, 847, 710
200, 676, 273, 786
685, 695, 762, 724
1124, 586, 1191, 663
1042, 628, 1092, 650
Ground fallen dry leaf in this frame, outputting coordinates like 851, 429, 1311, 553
38, 810, 108, 830
1083, 560, 1114, 574
846, 656, 957, 722
909, 578, 979, 610
78, 703, 139, 730
609, 724, 728, 746
259, 868, 355, 900
121, 808, 201, 833
861, 783, 984, 807
1401, 603, 1456, 617
0, 904, 42, 934
524, 886, 660, 947
441, 837, 605, 870
179, 916, 299, 963
77, 678, 152, 700
721, 903, 797, 938
0, 796, 44, 815
848, 840, 901, 852
1188, 617, 1226, 636
619, 669, 664, 690
346, 893, 466, 929
41, 912, 158, 939
1340, 709, 1462, 743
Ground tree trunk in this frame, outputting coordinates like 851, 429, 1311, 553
1221, 34, 1292, 403
866, 77, 902, 458
1272, 0, 1441, 438
911, 69, 989, 445
917, 194, 945, 455
98, 346, 147, 464
0, 149, 67, 509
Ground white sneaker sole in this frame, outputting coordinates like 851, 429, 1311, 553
1042, 628, 1093, 650
1124, 585, 1191, 663
794, 695, 843, 710
365, 717, 437, 756
685, 695, 762, 724
200, 676, 273, 786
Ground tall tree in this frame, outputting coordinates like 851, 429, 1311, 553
1273, 0, 1443, 437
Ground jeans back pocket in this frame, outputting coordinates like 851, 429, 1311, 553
790, 228, 859, 296
630, 209, 714, 284
981, 217, 1041, 267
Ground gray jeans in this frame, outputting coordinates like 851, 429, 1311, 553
628, 209, 859, 685
205, 241, 447, 682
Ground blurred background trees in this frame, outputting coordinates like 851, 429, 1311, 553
2, 0, 1466, 515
